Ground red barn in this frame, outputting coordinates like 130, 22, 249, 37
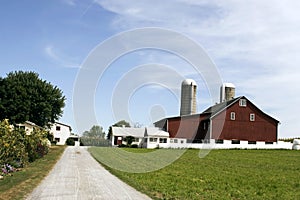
154, 96, 279, 143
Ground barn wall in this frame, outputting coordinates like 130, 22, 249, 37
167, 115, 210, 141
211, 99, 278, 142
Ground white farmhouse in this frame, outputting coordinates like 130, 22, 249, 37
50, 122, 72, 145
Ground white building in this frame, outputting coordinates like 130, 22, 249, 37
111, 127, 169, 149
50, 122, 72, 145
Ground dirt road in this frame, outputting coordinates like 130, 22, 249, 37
26, 146, 151, 200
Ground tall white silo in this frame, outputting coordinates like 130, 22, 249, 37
220, 83, 235, 103
180, 79, 197, 116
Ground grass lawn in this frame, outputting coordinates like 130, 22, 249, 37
89, 148, 300, 200
0, 145, 65, 200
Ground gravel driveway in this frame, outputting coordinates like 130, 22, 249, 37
26, 146, 151, 200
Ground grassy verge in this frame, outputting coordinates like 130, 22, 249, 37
0, 145, 65, 200
90, 148, 300, 200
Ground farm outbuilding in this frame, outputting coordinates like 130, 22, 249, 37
154, 96, 279, 143
111, 127, 169, 148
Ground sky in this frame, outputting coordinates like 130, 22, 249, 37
1, 0, 300, 138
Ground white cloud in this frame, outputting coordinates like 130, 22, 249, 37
45, 45, 81, 68
94, 0, 300, 137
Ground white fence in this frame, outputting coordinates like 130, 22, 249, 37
157, 139, 293, 149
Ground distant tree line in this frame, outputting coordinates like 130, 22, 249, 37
80, 120, 131, 146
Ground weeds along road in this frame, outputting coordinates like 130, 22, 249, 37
26, 146, 151, 200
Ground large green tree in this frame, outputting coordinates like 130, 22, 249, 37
0, 71, 65, 127
107, 120, 131, 140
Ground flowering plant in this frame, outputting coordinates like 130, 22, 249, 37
1, 163, 15, 175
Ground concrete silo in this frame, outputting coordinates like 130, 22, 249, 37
220, 83, 235, 103
180, 79, 197, 116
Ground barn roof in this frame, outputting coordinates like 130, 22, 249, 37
153, 96, 279, 124
201, 96, 241, 116
202, 96, 279, 123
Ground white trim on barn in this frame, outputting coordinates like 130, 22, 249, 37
111, 127, 292, 149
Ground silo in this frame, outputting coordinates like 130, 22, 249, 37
180, 79, 197, 116
220, 83, 235, 103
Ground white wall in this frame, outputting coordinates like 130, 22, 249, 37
145, 137, 173, 149
50, 123, 71, 145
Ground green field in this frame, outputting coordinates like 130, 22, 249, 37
89, 148, 300, 200
0, 146, 65, 200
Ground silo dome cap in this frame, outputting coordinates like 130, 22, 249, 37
223, 83, 235, 88
182, 79, 197, 86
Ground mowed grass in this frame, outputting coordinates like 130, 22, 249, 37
90, 148, 300, 200
0, 145, 65, 200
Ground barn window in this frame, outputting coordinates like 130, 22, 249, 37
230, 112, 236, 120
215, 139, 224, 144
174, 139, 178, 143
231, 140, 240, 144
248, 141, 256, 144
265, 142, 273, 145
56, 126, 61, 131
250, 113, 255, 121
239, 99, 247, 107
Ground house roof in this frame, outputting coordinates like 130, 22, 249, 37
54, 122, 72, 131
145, 127, 169, 137
16, 121, 43, 129
112, 127, 145, 137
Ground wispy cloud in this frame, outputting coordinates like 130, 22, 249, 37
95, 0, 300, 137
62, 0, 76, 6
45, 45, 81, 68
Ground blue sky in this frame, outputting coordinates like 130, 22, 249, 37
1, 0, 300, 138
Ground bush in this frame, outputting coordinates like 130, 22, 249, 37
65, 138, 75, 146
0, 120, 49, 167
131, 144, 138, 148
0, 120, 27, 167
25, 129, 49, 162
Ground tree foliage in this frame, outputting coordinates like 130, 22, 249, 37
80, 125, 109, 146
82, 125, 105, 138
107, 120, 131, 140
0, 71, 65, 127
